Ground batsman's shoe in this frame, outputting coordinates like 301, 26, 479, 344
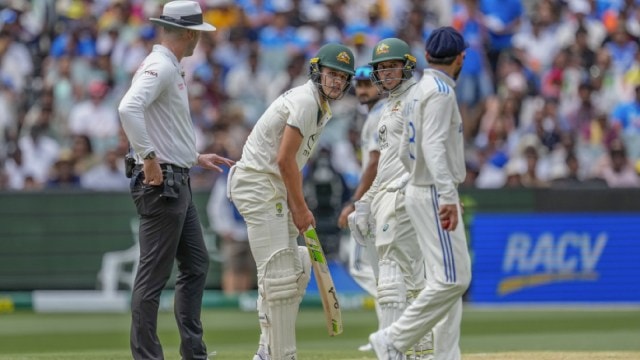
406, 331, 434, 360
369, 329, 406, 360
252, 344, 270, 360
358, 342, 373, 352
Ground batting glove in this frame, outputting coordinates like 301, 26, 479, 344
354, 200, 375, 239
348, 212, 367, 246
386, 173, 410, 193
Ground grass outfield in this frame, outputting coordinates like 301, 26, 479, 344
0, 308, 638, 359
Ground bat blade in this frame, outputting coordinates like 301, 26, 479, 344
303, 227, 343, 336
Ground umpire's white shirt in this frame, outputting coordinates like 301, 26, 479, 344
118, 45, 198, 168
401, 68, 466, 204
236, 80, 331, 177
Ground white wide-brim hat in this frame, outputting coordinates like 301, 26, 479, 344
150, 0, 216, 32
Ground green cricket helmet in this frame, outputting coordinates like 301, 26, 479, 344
309, 43, 356, 99
369, 38, 416, 87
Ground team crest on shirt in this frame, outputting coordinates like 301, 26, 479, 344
391, 100, 402, 112
375, 43, 390, 55
275, 202, 284, 217
336, 51, 351, 64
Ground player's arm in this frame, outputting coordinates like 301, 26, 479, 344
118, 59, 170, 185
337, 150, 379, 228
420, 93, 459, 230
278, 124, 315, 233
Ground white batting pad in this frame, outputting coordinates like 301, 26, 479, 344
296, 246, 311, 299
377, 259, 407, 328
263, 247, 301, 360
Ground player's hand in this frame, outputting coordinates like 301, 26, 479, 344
197, 153, 235, 172
337, 203, 355, 229
386, 173, 410, 193
438, 204, 458, 231
292, 206, 316, 234
355, 200, 375, 238
143, 158, 163, 186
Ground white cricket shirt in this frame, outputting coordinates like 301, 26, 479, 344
118, 45, 198, 168
360, 99, 385, 173
236, 80, 332, 177
363, 78, 417, 202
400, 68, 466, 204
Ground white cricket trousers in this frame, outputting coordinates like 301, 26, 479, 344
388, 185, 472, 360
371, 189, 426, 292
227, 167, 299, 281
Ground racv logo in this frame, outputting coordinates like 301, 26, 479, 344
498, 231, 607, 296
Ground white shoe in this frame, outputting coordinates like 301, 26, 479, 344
406, 330, 434, 359
358, 342, 373, 352
369, 329, 406, 360
252, 344, 270, 360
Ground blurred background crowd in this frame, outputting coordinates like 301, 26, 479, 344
1, 0, 640, 194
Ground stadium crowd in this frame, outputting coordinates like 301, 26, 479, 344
1, 0, 640, 192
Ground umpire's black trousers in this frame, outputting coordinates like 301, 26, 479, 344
129, 169, 209, 360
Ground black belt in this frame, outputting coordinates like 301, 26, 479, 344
160, 164, 190, 173
134, 164, 190, 174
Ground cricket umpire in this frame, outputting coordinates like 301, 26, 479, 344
369, 26, 472, 360
118, 1, 234, 359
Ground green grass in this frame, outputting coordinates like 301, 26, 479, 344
0, 308, 638, 359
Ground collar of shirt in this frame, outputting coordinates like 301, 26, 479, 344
424, 68, 457, 88
152, 44, 183, 77
389, 77, 417, 98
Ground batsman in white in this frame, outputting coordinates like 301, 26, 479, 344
369, 26, 472, 360
352, 38, 433, 359
227, 43, 356, 360
336, 65, 385, 351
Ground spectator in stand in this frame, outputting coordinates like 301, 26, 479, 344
519, 144, 550, 188
557, 0, 607, 52
593, 139, 640, 187
207, 168, 256, 295
565, 82, 602, 134
69, 133, 101, 176
603, 21, 639, 75
0, 23, 33, 93
3, 144, 31, 190
80, 148, 128, 191
18, 121, 60, 185
611, 85, 640, 135
479, 0, 524, 81
225, 48, 270, 125
45, 150, 82, 189
67, 80, 120, 155
454, 0, 495, 143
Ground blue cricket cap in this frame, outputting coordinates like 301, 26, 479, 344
425, 26, 468, 59
354, 65, 373, 81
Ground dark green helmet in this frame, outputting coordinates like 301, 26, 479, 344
309, 43, 355, 100
309, 43, 356, 77
369, 38, 416, 82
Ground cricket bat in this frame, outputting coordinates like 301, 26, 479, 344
303, 226, 343, 336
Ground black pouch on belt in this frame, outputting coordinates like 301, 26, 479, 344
160, 165, 180, 199
124, 154, 135, 178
